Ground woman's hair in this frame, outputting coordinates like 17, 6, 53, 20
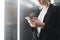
43, 0, 51, 5
44, 0, 51, 2
48, 0, 51, 2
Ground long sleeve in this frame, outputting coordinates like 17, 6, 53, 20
43, 7, 60, 36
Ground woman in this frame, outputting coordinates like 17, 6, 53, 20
27, 0, 60, 40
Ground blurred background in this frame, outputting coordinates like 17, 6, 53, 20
5, 0, 17, 40
20, 0, 60, 40
4, 0, 60, 40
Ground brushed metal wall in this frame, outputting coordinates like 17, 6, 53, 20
5, 0, 17, 40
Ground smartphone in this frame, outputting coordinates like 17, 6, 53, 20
25, 17, 31, 20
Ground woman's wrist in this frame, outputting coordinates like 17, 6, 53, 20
42, 23, 45, 27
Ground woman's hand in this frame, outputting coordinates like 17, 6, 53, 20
27, 17, 45, 27
27, 19, 36, 27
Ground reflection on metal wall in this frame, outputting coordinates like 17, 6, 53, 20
5, 0, 17, 40
20, 0, 39, 40
53, 0, 60, 6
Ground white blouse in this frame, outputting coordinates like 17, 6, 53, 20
37, 7, 49, 37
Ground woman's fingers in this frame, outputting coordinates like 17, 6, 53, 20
27, 19, 36, 27
32, 17, 38, 20
30, 22, 36, 27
